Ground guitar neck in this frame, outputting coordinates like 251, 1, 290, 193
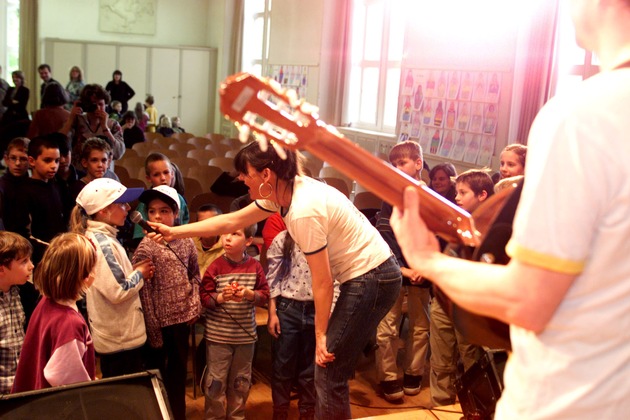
305, 127, 479, 246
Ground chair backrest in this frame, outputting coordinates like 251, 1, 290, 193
114, 165, 130, 185
219, 137, 243, 149
353, 191, 383, 210
187, 137, 213, 149
187, 165, 224, 193
321, 177, 350, 197
205, 143, 231, 157
152, 137, 173, 149
204, 133, 225, 142
319, 166, 353, 195
182, 177, 204, 205
302, 151, 325, 178
208, 157, 235, 173
169, 143, 196, 154
189, 192, 233, 216
117, 157, 146, 181
224, 149, 240, 159
171, 132, 194, 142
187, 149, 217, 165
170, 157, 198, 177
122, 148, 139, 159
144, 132, 164, 142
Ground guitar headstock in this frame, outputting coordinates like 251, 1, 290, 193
220, 72, 332, 158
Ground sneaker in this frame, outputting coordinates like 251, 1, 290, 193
381, 380, 404, 401
403, 374, 422, 396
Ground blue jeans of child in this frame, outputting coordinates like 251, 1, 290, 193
272, 297, 316, 417
315, 255, 401, 419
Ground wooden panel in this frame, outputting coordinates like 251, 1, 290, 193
85, 44, 116, 85
47, 41, 84, 87
119, 46, 149, 110
150, 47, 180, 120
180, 49, 212, 136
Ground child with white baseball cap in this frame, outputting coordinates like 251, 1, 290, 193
132, 184, 200, 419
70, 178, 154, 378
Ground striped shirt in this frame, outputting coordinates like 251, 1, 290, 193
200, 255, 269, 344
0, 286, 24, 394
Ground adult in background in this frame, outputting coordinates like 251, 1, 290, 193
148, 142, 401, 419
0, 65, 9, 121
0, 71, 30, 158
60, 84, 125, 170
28, 82, 71, 139
65, 65, 85, 110
105, 70, 135, 114
38, 64, 59, 108
390, 0, 630, 418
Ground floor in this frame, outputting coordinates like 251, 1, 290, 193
183, 323, 463, 419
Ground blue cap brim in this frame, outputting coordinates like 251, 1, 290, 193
113, 187, 145, 204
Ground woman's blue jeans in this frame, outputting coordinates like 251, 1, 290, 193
315, 255, 401, 419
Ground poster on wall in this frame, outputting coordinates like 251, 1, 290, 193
99, 0, 157, 35
267, 65, 309, 99
398, 67, 503, 165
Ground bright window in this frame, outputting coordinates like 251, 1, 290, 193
242, 0, 272, 77
1, 0, 20, 76
344, 0, 405, 133
551, 2, 599, 96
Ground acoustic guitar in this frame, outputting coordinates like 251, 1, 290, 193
219, 72, 516, 349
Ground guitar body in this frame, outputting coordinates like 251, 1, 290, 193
435, 179, 524, 350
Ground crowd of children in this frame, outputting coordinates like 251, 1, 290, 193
0, 121, 526, 419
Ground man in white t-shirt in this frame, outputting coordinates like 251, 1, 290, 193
391, 1, 630, 419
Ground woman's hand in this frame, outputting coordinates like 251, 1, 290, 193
315, 333, 335, 367
146, 221, 174, 242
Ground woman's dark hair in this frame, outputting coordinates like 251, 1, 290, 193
80, 84, 111, 105
112, 70, 122, 78
429, 162, 457, 181
42, 82, 69, 107
234, 141, 301, 181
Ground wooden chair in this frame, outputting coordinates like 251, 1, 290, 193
144, 132, 164, 142
132, 142, 159, 157
205, 143, 232, 157
160, 149, 181, 160
322, 177, 350, 197
169, 142, 196, 155
189, 192, 234, 216
114, 165, 131, 185
224, 149, 242, 158
353, 191, 383, 211
187, 149, 217, 165
182, 177, 204, 205
116, 157, 146, 182
208, 157, 235, 173
152, 136, 175, 149
187, 165, 224, 193
219, 137, 243, 149
170, 157, 199, 177
171, 132, 195, 142
187, 137, 213, 149
122, 148, 139, 159
204, 133, 225, 142
319, 166, 354, 195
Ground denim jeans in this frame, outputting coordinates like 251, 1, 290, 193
272, 297, 316, 417
315, 255, 401, 419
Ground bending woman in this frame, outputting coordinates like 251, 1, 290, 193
149, 141, 401, 419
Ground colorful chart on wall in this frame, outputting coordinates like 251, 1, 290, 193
398, 68, 503, 165
267, 65, 309, 99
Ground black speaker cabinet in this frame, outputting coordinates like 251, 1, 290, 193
0, 370, 172, 419
455, 350, 508, 420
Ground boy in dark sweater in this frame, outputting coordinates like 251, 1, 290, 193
23, 136, 67, 265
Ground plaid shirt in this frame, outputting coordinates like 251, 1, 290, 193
0, 286, 25, 394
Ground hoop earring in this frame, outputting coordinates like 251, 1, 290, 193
258, 182, 273, 199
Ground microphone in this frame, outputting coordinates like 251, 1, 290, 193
130, 211, 158, 234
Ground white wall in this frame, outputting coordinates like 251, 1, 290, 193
39, 0, 210, 47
